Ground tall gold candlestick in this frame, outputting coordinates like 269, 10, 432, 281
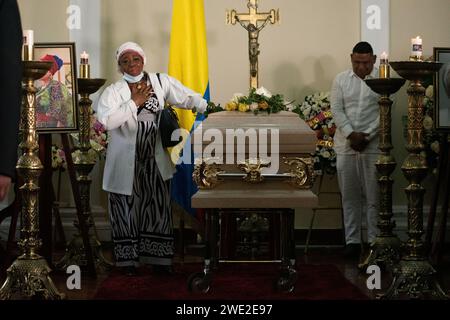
0, 61, 64, 300
55, 77, 112, 275
380, 61, 448, 300
55, 52, 112, 276
359, 78, 405, 272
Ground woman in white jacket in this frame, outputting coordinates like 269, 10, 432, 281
97, 42, 207, 275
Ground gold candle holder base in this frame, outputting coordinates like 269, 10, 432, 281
359, 236, 402, 271
0, 257, 63, 300
0, 61, 64, 300
55, 78, 112, 273
378, 61, 448, 300
55, 231, 113, 272
358, 78, 405, 271
379, 260, 448, 300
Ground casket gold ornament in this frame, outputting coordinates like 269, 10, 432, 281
193, 158, 224, 189
238, 158, 271, 183
283, 157, 315, 189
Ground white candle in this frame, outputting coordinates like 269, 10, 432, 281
79, 50, 90, 78
22, 29, 34, 61
379, 51, 390, 78
411, 36, 423, 60
80, 51, 89, 64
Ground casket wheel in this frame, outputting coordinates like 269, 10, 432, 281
187, 272, 211, 293
276, 269, 297, 293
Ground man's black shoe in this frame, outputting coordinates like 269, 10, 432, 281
343, 243, 361, 258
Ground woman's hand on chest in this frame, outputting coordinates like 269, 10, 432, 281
130, 82, 153, 107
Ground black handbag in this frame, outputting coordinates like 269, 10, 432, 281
154, 73, 182, 148
160, 106, 182, 148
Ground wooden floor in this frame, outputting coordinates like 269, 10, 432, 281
2, 245, 448, 300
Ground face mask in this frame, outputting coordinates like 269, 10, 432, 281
123, 72, 144, 83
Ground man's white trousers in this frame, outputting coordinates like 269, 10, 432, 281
336, 153, 379, 244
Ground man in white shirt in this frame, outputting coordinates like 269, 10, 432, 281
330, 41, 380, 258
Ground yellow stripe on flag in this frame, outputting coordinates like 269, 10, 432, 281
169, 0, 209, 132
168, 0, 209, 214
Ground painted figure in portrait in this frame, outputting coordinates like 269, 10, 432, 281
35, 54, 74, 129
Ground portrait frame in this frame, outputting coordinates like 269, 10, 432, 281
34, 42, 79, 133
433, 47, 450, 131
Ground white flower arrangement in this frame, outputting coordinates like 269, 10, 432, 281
297, 92, 332, 121
70, 111, 108, 159
255, 86, 272, 98
71, 148, 99, 164
90, 111, 108, 155
223, 87, 286, 114
206, 87, 297, 116
292, 91, 336, 175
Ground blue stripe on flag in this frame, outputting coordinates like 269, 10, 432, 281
171, 82, 210, 215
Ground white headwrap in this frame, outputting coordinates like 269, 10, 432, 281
116, 41, 147, 65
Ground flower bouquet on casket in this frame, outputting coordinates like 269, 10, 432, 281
291, 92, 337, 175
205, 87, 293, 116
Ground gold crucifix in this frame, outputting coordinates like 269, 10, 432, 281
227, 0, 279, 89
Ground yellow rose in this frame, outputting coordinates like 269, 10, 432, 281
258, 101, 269, 110
225, 101, 238, 111
238, 103, 249, 112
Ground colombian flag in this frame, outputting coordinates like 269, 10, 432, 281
169, 0, 209, 216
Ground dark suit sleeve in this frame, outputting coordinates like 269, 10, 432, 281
0, 0, 22, 179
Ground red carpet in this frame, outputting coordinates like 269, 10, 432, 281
94, 263, 368, 300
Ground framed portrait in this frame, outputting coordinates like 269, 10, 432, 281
34, 42, 78, 133
434, 47, 450, 131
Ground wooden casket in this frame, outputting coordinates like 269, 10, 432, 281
191, 111, 318, 209
187, 111, 319, 293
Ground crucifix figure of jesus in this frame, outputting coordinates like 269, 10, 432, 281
227, 0, 279, 89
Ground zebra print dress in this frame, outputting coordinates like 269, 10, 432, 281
108, 103, 173, 267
